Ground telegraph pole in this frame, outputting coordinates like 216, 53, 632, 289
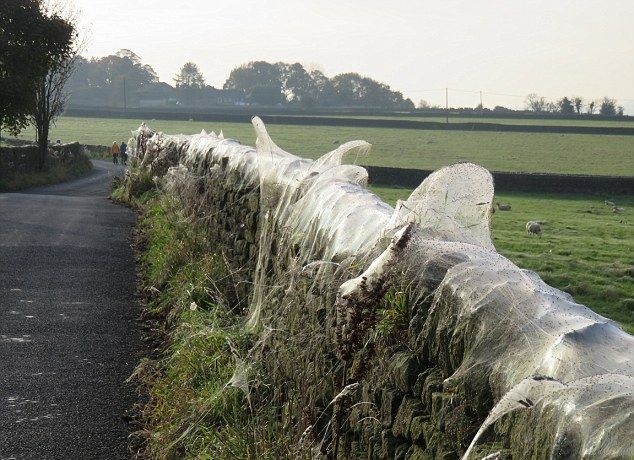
445, 87, 449, 123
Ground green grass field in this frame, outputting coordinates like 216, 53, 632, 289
371, 186, 634, 334
13, 116, 634, 176
313, 114, 634, 128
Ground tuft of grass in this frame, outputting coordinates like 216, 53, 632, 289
128, 189, 291, 459
110, 167, 156, 206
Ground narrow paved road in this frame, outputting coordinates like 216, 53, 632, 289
0, 161, 138, 459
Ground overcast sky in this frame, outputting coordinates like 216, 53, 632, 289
75, 0, 634, 112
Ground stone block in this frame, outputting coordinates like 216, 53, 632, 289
421, 368, 444, 409
405, 445, 431, 460
391, 352, 422, 393
409, 415, 430, 445
381, 429, 398, 459
380, 388, 403, 428
395, 443, 410, 460
393, 396, 425, 438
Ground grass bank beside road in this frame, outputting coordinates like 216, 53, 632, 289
115, 172, 289, 459
13, 116, 634, 176
372, 186, 634, 334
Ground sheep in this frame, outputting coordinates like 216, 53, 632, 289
526, 221, 542, 236
605, 200, 615, 206
612, 206, 625, 214
496, 202, 512, 211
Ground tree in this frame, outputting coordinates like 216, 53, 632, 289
174, 62, 205, 88
587, 100, 596, 114
418, 100, 431, 109
525, 93, 547, 112
617, 106, 624, 117
29, 1, 79, 169
599, 97, 617, 116
310, 69, 338, 106
174, 62, 205, 108
557, 97, 575, 115
247, 86, 284, 105
0, 0, 74, 137
277, 62, 318, 107
573, 97, 583, 114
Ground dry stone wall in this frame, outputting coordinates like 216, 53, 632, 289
130, 119, 633, 459
0, 142, 88, 178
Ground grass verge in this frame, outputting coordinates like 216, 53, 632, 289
116, 176, 290, 459
0, 160, 93, 192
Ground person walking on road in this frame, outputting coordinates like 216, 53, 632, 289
120, 141, 128, 165
111, 141, 120, 164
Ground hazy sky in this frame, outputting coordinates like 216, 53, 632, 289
76, 0, 634, 112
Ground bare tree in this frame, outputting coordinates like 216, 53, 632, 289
29, 1, 81, 169
525, 93, 547, 112
573, 97, 583, 114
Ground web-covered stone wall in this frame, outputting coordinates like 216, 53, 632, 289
129, 119, 633, 459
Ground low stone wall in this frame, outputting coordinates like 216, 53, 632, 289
0, 141, 86, 173
366, 165, 634, 195
129, 120, 633, 459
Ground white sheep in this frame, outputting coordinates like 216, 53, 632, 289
497, 202, 512, 211
526, 221, 542, 236
612, 206, 625, 214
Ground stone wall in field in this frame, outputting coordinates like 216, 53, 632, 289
129, 119, 633, 460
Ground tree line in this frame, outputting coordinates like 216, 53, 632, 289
66, 53, 416, 109
524, 93, 623, 116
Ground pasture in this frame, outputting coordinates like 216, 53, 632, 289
372, 186, 634, 334
13, 115, 634, 176
321, 114, 634, 128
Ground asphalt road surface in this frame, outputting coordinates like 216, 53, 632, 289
0, 161, 138, 459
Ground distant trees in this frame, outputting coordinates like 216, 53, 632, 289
67, 49, 158, 107
0, 0, 75, 136
525, 93, 624, 117
223, 61, 413, 108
